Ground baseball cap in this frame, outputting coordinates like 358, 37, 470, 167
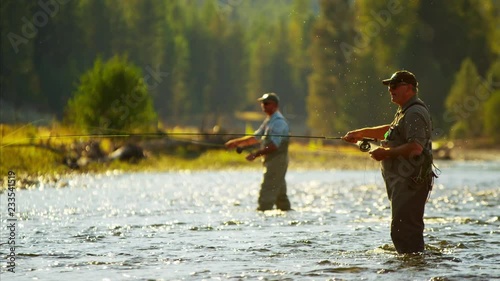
257, 92, 280, 104
382, 70, 418, 87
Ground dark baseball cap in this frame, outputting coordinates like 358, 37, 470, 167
382, 70, 418, 87
257, 92, 279, 104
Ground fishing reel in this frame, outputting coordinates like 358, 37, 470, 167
357, 138, 377, 152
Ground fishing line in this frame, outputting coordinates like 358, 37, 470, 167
2, 131, 344, 140
1, 130, 379, 153
1, 132, 341, 147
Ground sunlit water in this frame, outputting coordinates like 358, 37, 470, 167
1, 160, 499, 281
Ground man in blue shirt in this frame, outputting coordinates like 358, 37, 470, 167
225, 93, 291, 211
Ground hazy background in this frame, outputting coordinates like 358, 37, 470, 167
1, 0, 499, 139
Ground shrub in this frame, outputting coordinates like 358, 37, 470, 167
65, 55, 157, 133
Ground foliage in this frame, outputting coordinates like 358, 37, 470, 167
0, 123, 373, 190
483, 58, 500, 141
307, 0, 355, 135
445, 58, 483, 138
1, 0, 499, 142
412, 0, 496, 126
64, 55, 157, 133
483, 90, 500, 141
0, 0, 41, 110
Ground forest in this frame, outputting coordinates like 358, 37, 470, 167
1, 0, 499, 140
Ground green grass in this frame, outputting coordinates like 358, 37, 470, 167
0, 124, 385, 190
0, 123, 257, 190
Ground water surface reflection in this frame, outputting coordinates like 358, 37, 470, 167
4, 161, 500, 280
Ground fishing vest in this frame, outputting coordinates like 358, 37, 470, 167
382, 97, 434, 185
259, 114, 289, 163
262, 137, 289, 163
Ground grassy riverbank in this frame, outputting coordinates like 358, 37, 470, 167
0, 122, 372, 190
1, 124, 499, 190
0, 141, 373, 190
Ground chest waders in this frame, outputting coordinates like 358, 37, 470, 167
383, 100, 438, 254
385, 101, 438, 191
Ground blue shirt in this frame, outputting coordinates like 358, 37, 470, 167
254, 111, 289, 147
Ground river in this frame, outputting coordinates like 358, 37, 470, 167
1, 160, 499, 280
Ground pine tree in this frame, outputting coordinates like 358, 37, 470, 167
287, 0, 314, 117
445, 58, 483, 138
307, 0, 355, 136
483, 58, 500, 141
0, 0, 41, 118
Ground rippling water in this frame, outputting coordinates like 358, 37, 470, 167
2, 160, 499, 280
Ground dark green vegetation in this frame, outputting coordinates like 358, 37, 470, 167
0, 123, 375, 190
65, 55, 157, 133
1, 1, 500, 186
1, 0, 499, 140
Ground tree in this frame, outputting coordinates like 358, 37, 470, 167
158, 1, 192, 124
246, 27, 273, 104
34, 0, 84, 117
483, 58, 500, 141
444, 58, 483, 138
119, 0, 166, 67
307, 0, 355, 136
483, 91, 500, 141
287, 0, 314, 117
349, 0, 420, 127
409, 0, 496, 129
170, 34, 191, 124
64, 56, 157, 133
78, 0, 114, 64
0, 0, 41, 114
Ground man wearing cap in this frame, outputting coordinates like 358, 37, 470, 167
225, 92, 291, 211
342, 70, 435, 254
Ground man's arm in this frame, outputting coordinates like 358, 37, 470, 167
370, 110, 428, 161
342, 125, 391, 143
246, 142, 278, 161
225, 136, 259, 149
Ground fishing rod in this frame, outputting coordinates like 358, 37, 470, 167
231, 136, 377, 153
2, 132, 343, 143
1, 131, 377, 152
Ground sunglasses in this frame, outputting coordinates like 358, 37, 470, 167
389, 82, 409, 90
